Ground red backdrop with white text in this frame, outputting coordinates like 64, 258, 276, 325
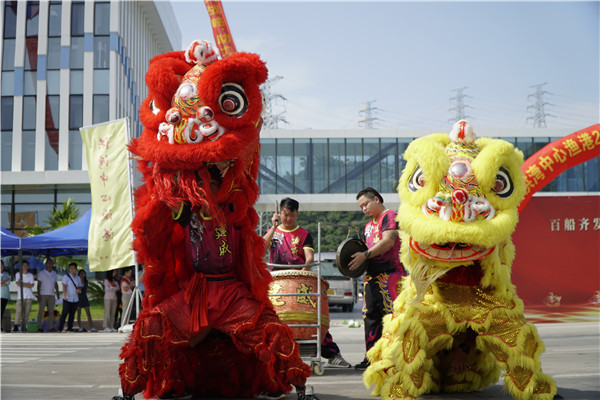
512, 195, 600, 322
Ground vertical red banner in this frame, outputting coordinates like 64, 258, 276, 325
204, 1, 237, 58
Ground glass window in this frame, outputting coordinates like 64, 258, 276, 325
24, 40, 38, 70
1, 97, 14, 130
23, 71, 37, 95
276, 139, 293, 194
26, 2, 40, 37
397, 138, 411, 176
567, 164, 584, 191
45, 130, 58, 170
47, 37, 61, 69
533, 137, 549, 155
1, 72, 14, 96
2, 39, 15, 71
70, 69, 83, 94
1, 131, 12, 171
57, 187, 92, 203
70, 37, 84, 69
381, 138, 397, 193
13, 203, 55, 235
583, 158, 599, 192
93, 95, 109, 124
14, 187, 54, 203
94, 37, 110, 69
3, 2, 17, 39
69, 129, 82, 170
329, 139, 345, 194
71, 2, 85, 36
259, 139, 276, 194
46, 70, 60, 94
293, 139, 310, 193
346, 139, 363, 194
93, 69, 109, 94
48, 3, 61, 37
363, 138, 380, 191
46, 95, 60, 131
94, 2, 110, 35
312, 139, 327, 193
69, 95, 83, 129
22, 96, 36, 130
21, 130, 36, 171
516, 137, 533, 159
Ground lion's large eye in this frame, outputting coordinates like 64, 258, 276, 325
408, 167, 425, 192
149, 99, 160, 115
219, 83, 248, 117
493, 167, 514, 198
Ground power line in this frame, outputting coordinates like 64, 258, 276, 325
526, 82, 554, 128
261, 76, 289, 129
448, 87, 472, 123
358, 100, 380, 129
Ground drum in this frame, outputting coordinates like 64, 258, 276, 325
269, 270, 330, 342
336, 238, 368, 278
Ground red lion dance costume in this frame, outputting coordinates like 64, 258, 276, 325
112, 41, 314, 400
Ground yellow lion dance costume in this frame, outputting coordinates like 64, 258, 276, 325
364, 121, 558, 400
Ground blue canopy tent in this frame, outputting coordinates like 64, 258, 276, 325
19, 209, 91, 256
0, 227, 22, 256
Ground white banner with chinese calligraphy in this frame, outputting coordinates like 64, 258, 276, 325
81, 118, 135, 271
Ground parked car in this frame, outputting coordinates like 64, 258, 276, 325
318, 253, 358, 312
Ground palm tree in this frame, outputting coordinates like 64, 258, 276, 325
25, 198, 81, 236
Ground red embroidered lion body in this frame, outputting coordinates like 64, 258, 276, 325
117, 43, 310, 399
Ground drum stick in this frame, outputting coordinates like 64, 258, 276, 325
274, 200, 279, 227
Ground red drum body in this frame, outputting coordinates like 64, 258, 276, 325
269, 270, 330, 342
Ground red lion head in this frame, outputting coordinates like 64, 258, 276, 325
130, 42, 268, 226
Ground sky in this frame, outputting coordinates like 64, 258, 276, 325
170, 1, 599, 131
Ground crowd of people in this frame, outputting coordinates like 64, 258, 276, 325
0, 260, 141, 333
1, 187, 407, 375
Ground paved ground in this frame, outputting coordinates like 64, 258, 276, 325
1, 305, 598, 400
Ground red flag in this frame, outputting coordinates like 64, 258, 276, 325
204, 1, 237, 58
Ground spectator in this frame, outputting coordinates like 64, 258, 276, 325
120, 268, 134, 325
76, 269, 97, 332
58, 263, 82, 332
349, 187, 407, 370
103, 270, 119, 332
36, 258, 60, 332
1, 260, 10, 331
14, 260, 35, 332
264, 197, 352, 368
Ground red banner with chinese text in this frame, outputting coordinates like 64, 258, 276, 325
512, 195, 600, 322
204, 1, 237, 58
519, 124, 600, 212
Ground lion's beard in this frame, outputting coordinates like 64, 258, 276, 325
152, 165, 225, 224
409, 259, 449, 304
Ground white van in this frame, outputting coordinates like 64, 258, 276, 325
319, 253, 358, 312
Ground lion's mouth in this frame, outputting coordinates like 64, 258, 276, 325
203, 160, 234, 188
410, 239, 494, 262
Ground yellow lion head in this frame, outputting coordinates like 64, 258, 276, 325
397, 121, 526, 296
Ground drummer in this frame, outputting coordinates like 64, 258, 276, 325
264, 197, 352, 369
348, 187, 407, 371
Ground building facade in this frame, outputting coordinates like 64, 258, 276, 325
1, 0, 179, 235
256, 127, 599, 212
